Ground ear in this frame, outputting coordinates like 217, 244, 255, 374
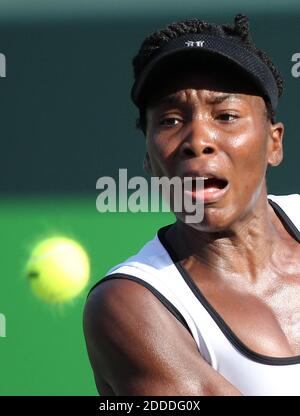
143, 152, 152, 175
267, 122, 284, 167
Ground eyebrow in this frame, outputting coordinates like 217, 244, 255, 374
206, 93, 242, 104
156, 95, 186, 108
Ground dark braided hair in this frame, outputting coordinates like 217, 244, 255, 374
133, 14, 284, 132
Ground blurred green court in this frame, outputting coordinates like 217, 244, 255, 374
0, 194, 173, 395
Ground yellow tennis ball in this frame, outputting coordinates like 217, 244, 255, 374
26, 237, 90, 303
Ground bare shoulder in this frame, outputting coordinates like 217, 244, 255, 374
83, 274, 241, 396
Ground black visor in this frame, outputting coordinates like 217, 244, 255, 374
131, 33, 278, 111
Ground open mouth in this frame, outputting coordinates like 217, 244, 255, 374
181, 171, 230, 203
191, 177, 228, 191
203, 177, 228, 190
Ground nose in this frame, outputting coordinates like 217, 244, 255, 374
180, 119, 217, 158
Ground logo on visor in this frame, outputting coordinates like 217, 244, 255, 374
185, 41, 205, 47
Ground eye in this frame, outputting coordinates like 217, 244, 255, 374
216, 113, 239, 122
159, 117, 182, 126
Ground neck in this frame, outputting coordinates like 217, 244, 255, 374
168, 195, 280, 282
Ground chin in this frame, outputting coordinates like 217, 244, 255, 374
176, 206, 236, 233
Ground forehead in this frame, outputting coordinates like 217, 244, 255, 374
152, 89, 259, 111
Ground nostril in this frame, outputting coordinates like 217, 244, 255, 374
203, 146, 214, 154
183, 148, 195, 157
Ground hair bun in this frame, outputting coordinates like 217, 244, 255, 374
234, 14, 250, 40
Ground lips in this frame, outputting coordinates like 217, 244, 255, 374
181, 172, 230, 203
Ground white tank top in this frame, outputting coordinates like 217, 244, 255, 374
97, 194, 300, 396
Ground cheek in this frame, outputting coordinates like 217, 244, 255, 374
146, 132, 180, 176
226, 129, 269, 175
224, 127, 269, 206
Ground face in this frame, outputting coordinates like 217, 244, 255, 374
144, 69, 284, 232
